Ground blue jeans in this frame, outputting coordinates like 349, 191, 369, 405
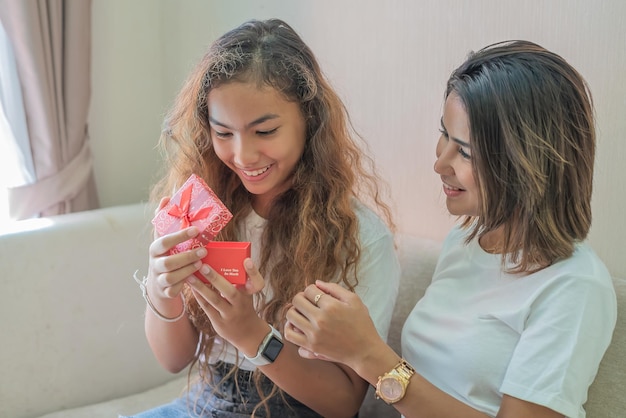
122, 361, 324, 417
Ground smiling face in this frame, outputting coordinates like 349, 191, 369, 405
434, 92, 480, 217
208, 81, 306, 217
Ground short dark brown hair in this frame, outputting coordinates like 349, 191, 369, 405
446, 40, 595, 273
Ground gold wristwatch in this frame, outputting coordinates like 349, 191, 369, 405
375, 358, 416, 404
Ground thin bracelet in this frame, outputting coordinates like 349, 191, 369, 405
133, 270, 186, 322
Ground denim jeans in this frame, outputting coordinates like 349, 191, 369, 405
121, 361, 324, 418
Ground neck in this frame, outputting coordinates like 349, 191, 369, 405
252, 195, 272, 219
479, 227, 505, 254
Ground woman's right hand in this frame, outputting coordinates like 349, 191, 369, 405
147, 197, 205, 303
147, 227, 206, 299
142, 198, 207, 373
147, 197, 265, 306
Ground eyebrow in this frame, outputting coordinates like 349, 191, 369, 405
440, 117, 471, 148
209, 114, 280, 130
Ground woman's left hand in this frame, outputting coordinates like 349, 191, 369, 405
285, 280, 383, 369
187, 258, 268, 352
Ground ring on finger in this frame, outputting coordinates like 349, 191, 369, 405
314, 293, 323, 307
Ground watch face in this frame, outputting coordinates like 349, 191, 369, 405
380, 376, 404, 402
262, 335, 284, 362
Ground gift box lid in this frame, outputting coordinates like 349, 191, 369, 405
151, 174, 233, 253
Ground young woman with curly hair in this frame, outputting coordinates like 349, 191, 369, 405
129, 18, 400, 418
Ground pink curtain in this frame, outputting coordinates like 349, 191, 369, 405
0, 0, 98, 219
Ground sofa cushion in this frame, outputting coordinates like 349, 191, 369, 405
0, 204, 177, 418
359, 234, 442, 418
37, 376, 188, 418
584, 275, 626, 417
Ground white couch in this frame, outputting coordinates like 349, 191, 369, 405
0, 203, 623, 418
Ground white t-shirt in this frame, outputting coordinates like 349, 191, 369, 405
402, 225, 617, 418
210, 202, 401, 370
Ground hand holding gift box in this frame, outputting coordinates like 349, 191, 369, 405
151, 174, 250, 286
152, 173, 233, 252
204, 241, 251, 286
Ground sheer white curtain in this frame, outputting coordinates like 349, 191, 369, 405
0, 19, 34, 222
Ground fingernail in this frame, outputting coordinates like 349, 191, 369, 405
201, 264, 211, 275
193, 260, 202, 269
187, 276, 198, 284
187, 227, 199, 237
196, 247, 207, 258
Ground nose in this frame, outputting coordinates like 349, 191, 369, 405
233, 135, 259, 167
433, 136, 454, 175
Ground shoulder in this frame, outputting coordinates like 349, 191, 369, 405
550, 243, 611, 280
444, 223, 468, 242
439, 223, 471, 254
544, 242, 615, 294
352, 200, 393, 247
519, 242, 617, 326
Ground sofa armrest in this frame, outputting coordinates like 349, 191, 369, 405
585, 275, 626, 416
0, 204, 180, 418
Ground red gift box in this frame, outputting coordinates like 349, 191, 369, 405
152, 174, 233, 254
195, 241, 251, 286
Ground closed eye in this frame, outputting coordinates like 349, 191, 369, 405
458, 146, 471, 159
440, 128, 471, 159
257, 127, 278, 136
213, 130, 232, 139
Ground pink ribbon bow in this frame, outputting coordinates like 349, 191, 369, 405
167, 184, 213, 229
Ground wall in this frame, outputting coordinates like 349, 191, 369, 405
90, 0, 626, 277
90, 0, 165, 207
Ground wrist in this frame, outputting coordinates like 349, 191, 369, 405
134, 271, 185, 322
243, 323, 284, 366
240, 321, 273, 358
353, 339, 399, 385
146, 279, 183, 309
375, 358, 416, 404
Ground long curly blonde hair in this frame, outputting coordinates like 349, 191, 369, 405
150, 18, 394, 416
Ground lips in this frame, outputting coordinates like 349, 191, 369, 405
442, 180, 465, 197
443, 183, 464, 192
242, 164, 272, 177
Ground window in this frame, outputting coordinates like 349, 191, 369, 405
0, 19, 35, 225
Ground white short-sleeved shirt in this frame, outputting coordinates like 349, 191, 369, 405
402, 225, 617, 417
210, 202, 401, 370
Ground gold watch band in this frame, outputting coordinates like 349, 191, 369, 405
394, 359, 416, 379
375, 358, 416, 404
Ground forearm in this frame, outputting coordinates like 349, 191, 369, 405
260, 342, 368, 418
144, 294, 199, 373
352, 342, 490, 418
187, 266, 367, 416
